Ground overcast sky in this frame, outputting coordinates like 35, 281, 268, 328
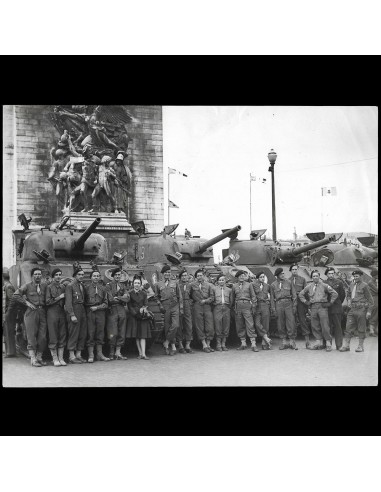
162, 106, 378, 261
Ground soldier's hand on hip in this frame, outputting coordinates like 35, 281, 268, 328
90, 306, 97, 312
59, 293, 65, 299
27, 302, 36, 310
71, 315, 78, 323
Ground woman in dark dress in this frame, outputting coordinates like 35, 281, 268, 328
126, 277, 152, 360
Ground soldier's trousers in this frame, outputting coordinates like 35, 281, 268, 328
87, 309, 106, 346
213, 304, 231, 338
177, 302, 193, 342
344, 307, 367, 340
3, 309, 17, 356
310, 303, 331, 341
24, 307, 47, 352
162, 302, 179, 343
275, 299, 296, 340
67, 304, 87, 351
296, 299, 310, 336
254, 302, 270, 338
328, 311, 343, 348
370, 304, 378, 328
47, 305, 67, 350
107, 305, 127, 348
193, 303, 214, 341
235, 301, 256, 340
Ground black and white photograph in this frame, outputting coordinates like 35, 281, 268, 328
2, 105, 378, 388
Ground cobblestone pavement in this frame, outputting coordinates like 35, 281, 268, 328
2, 337, 378, 387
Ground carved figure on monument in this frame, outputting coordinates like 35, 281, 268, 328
111, 151, 132, 217
80, 155, 99, 212
48, 148, 70, 207
63, 155, 85, 212
92, 155, 117, 213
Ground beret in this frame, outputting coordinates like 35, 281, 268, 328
31, 267, 43, 275
289, 263, 298, 272
111, 268, 121, 278
325, 267, 335, 276
274, 268, 283, 277
216, 273, 226, 281
352, 269, 363, 276
371, 269, 378, 277
310, 269, 320, 278
179, 269, 188, 277
90, 269, 100, 278
235, 270, 247, 278
73, 268, 84, 277
51, 268, 62, 278
256, 271, 265, 278
195, 269, 204, 277
161, 265, 171, 274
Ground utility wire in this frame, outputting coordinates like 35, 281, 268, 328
278, 156, 377, 173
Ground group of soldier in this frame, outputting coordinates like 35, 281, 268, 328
2, 262, 378, 367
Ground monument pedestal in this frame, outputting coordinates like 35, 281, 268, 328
63, 212, 132, 232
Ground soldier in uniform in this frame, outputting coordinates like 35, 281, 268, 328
212, 273, 232, 351
270, 268, 298, 350
368, 269, 378, 337
340, 270, 374, 352
154, 265, 180, 356
13, 267, 48, 367
288, 263, 311, 347
253, 271, 272, 350
324, 267, 346, 350
105, 268, 130, 360
2, 267, 16, 357
176, 269, 194, 353
299, 270, 338, 351
45, 268, 67, 366
84, 269, 110, 362
65, 266, 87, 364
189, 269, 215, 353
231, 270, 258, 352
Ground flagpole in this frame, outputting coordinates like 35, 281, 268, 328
249, 174, 252, 232
321, 187, 324, 231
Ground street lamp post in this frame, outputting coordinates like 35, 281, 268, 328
268, 148, 277, 241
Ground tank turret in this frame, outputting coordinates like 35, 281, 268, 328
73, 218, 101, 250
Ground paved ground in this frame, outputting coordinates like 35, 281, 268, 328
2, 337, 378, 387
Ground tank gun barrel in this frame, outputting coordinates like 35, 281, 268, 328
196, 225, 241, 255
57, 216, 70, 230
73, 218, 101, 251
291, 233, 342, 256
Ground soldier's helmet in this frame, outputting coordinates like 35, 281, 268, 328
55, 149, 66, 158
101, 155, 112, 164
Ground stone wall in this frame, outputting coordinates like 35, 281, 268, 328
2, 105, 164, 267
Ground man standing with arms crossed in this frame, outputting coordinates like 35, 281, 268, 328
189, 269, 215, 353
298, 270, 338, 351
231, 270, 258, 352
13, 267, 48, 367
340, 270, 373, 352
212, 274, 232, 352
253, 271, 272, 350
270, 268, 298, 350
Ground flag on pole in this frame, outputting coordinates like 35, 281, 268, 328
168, 200, 179, 208
322, 187, 337, 196
250, 173, 266, 183
169, 167, 188, 177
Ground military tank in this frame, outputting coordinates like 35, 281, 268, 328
222, 229, 344, 284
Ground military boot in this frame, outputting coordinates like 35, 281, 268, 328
339, 338, 351, 352
87, 346, 94, 363
289, 339, 298, 350
263, 334, 272, 350
50, 349, 61, 367
36, 351, 47, 366
216, 338, 223, 351
369, 325, 376, 337
115, 346, 127, 360
309, 339, 323, 350
57, 347, 67, 366
355, 338, 365, 352
325, 340, 332, 352
304, 335, 312, 349
279, 339, 288, 350
76, 350, 87, 363
221, 337, 228, 351
29, 350, 41, 367
250, 338, 259, 352
236, 339, 247, 350
96, 345, 110, 361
